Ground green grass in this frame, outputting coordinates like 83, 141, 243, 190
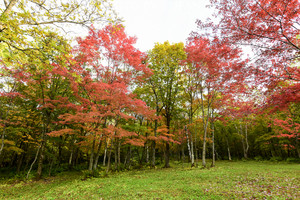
0, 161, 299, 199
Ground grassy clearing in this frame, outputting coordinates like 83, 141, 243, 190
0, 161, 299, 199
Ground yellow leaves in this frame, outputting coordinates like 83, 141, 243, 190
6, 146, 24, 154
61, 3, 70, 8
4, 139, 15, 146
3, 139, 24, 154
71, 72, 83, 83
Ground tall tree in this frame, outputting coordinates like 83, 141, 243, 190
147, 41, 186, 168
49, 24, 154, 171
186, 36, 245, 167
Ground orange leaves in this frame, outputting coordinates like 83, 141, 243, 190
156, 125, 168, 134
273, 117, 300, 138
147, 125, 180, 144
48, 128, 76, 137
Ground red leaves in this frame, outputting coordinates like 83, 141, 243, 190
273, 117, 300, 138
209, 0, 300, 110
74, 24, 151, 85
49, 24, 155, 150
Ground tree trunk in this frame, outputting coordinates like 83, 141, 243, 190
226, 138, 232, 161
27, 144, 41, 179
114, 139, 118, 170
106, 139, 113, 173
124, 146, 132, 168
296, 134, 300, 158
152, 119, 158, 167
194, 125, 198, 166
245, 123, 249, 158
185, 126, 192, 162
200, 87, 210, 168
211, 117, 215, 167
88, 137, 96, 171
164, 115, 171, 168
17, 152, 24, 173
117, 140, 121, 170
93, 137, 103, 170
48, 157, 55, 176
103, 139, 108, 166
152, 141, 156, 167
181, 144, 185, 162
146, 142, 149, 163
164, 142, 170, 168
202, 127, 208, 168
239, 123, 248, 159
36, 141, 45, 179
0, 109, 9, 156
185, 125, 194, 167
69, 139, 76, 167
0, 130, 5, 156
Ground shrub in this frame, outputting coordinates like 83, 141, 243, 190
254, 156, 264, 161
286, 158, 300, 163
269, 157, 284, 162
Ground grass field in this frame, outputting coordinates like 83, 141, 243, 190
0, 161, 299, 199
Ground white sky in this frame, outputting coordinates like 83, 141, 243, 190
112, 0, 213, 52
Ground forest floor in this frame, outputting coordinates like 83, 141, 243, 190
0, 160, 299, 199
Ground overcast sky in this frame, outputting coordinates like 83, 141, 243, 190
112, 0, 213, 52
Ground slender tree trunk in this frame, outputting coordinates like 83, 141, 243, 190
245, 123, 249, 158
0, 109, 9, 156
124, 146, 132, 168
27, 144, 41, 179
194, 125, 198, 166
181, 144, 185, 162
200, 87, 210, 168
164, 115, 171, 168
36, 140, 45, 179
185, 125, 194, 166
114, 139, 118, 170
202, 120, 209, 168
235, 123, 247, 159
48, 157, 55, 176
93, 137, 103, 170
189, 129, 195, 167
189, 106, 195, 167
226, 138, 232, 161
164, 142, 170, 168
185, 126, 192, 162
69, 150, 73, 166
146, 142, 149, 163
88, 137, 96, 171
106, 138, 113, 173
211, 117, 215, 167
69, 139, 76, 167
17, 152, 24, 173
117, 140, 121, 170
239, 123, 248, 159
296, 134, 300, 158
152, 118, 158, 167
0, 131, 5, 156
103, 139, 108, 166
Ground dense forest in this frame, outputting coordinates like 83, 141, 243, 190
0, 0, 299, 180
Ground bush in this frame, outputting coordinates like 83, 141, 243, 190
269, 157, 284, 162
286, 158, 300, 163
254, 156, 264, 161
241, 157, 248, 162
82, 170, 100, 179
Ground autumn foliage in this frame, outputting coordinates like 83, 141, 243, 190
1, 0, 300, 179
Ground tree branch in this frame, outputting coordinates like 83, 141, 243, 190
1, 0, 18, 18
